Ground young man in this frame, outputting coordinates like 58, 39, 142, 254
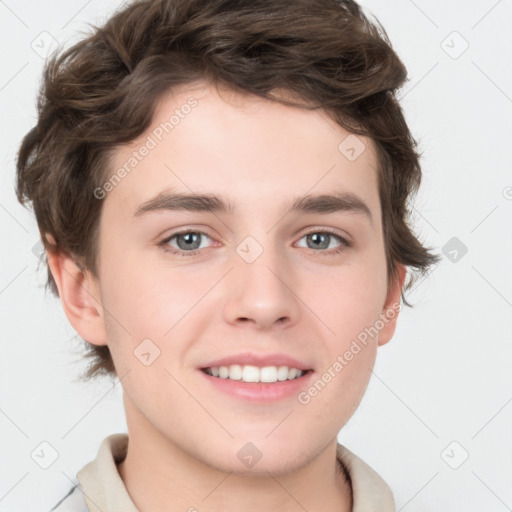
16, 0, 438, 510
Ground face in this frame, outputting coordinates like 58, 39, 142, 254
85, 82, 402, 474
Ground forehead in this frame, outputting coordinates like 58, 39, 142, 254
104, 81, 381, 223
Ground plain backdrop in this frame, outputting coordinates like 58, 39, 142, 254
1, 1, 511, 511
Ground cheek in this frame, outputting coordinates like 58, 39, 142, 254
307, 257, 387, 340
98, 250, 176, 329
98, 254, 212, 373
303, 251, 386, 403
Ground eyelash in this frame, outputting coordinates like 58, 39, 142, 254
158, 229, 351, 258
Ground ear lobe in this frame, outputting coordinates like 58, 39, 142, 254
377, 264, 407, 347
47, 250, 108, 346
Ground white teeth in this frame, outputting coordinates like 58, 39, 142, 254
288, 367, 298, 379
277, 365, 289, 381
229, 364, 243, 380
242, 365, 260, 382
260, 366, 277, 383
205, 365, 305, 383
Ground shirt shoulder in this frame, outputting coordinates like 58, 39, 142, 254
47, 484, 89, 512
336, 443, 395, 512
77, 433, 138, 511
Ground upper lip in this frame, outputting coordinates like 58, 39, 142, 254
200, 352, 312, 371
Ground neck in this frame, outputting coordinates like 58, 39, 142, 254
117, 426, 352, 512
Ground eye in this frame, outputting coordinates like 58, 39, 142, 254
159, 228, 351, 258
159, 230, 214, 257
295, 230, 351, 255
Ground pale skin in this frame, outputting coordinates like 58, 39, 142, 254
48, 81, 405, 512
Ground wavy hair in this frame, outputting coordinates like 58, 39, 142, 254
16, 0, 439, 380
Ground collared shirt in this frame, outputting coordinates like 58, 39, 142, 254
49, 433, 395, 512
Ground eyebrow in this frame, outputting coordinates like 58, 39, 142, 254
134, 190, 373, 224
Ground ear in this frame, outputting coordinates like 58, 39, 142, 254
377, 264, 407, 347
47, 250, 108, 346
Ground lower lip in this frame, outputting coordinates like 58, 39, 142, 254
198, 369, 313, 403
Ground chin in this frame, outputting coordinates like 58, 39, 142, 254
196, 436, 313, 477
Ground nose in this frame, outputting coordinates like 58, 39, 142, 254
222, 240, 301, 331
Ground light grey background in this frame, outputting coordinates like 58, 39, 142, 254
1, 1, 511, 511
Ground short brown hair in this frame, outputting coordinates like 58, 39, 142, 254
16, 0, 439, 381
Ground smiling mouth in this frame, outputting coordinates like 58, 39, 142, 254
201, 364, 312, 383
